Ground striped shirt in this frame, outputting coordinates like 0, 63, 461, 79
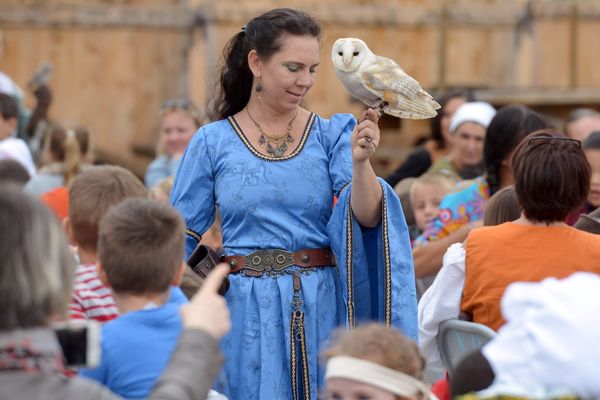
69, 263, 119, 322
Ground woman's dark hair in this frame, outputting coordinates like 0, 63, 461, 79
0, 159, 31, 185
0, 93, 18, 120
582, 131, 600, 150
450, 350, 495, 398
512, 130, 590, 224
429, 89, 474, 149
484, 104, 549, 195
210, 8, 321, 120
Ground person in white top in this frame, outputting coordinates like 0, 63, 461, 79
418, 186, 520, 372
0, 93, 35, 177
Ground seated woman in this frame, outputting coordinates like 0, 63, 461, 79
427, 101, 496, 180
412, 105, 548, 279
0, 184, 231, 399
144, 99, 205, 189
323, 323, 437, 400
418, 130, 600, 372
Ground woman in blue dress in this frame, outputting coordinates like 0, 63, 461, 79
171, 8, 417, 400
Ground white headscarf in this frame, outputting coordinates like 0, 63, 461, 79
482, 272, 600, 398
449, 101, 496, 134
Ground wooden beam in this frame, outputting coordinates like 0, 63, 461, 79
473, 88, 600, 106
0, 4, 196, 29
1, 2, 597, 29
569, 2, 579, 88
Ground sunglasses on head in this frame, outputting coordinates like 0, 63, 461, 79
528, 135, 581, 148
161, 99, 196, 110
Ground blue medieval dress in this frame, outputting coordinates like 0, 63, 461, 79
171, 113, 417, 400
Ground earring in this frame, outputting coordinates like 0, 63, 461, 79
255, 81, 262, 100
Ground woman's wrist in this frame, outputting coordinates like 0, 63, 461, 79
352, 157, 373, 169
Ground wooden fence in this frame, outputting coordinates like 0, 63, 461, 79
1, 0, 599, 175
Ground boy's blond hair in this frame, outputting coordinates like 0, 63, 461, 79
68, 166, 147, 252
409, 173, 457, 205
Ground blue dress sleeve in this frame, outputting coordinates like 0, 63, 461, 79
170, 127, 216, 257
327, 178, 418, 340
319, 113, 356, 196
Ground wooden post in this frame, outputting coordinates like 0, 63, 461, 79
437, 0, 448, 92
569, 1, 579, 88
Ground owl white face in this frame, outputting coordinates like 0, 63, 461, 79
331, 38, 369, 73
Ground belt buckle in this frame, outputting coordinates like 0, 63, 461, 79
243, 249, 295, 276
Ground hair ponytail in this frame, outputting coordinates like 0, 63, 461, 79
44, 124, 90, 186
211, 32, 253, 120
483, 105, 548, 196
62, 130, 81, 186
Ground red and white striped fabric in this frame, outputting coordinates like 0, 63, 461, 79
69, 263, 119, 322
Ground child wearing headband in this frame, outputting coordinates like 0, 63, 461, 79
323, 323, 438, 400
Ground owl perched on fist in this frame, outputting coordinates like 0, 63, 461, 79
332, 37, 440, 120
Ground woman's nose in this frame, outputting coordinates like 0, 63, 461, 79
297, 70, 313, 87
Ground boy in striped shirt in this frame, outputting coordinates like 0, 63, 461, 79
66, 166, 148, 322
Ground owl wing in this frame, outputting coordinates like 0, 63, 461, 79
359, 55, 439, 119
359, 56, 420, 99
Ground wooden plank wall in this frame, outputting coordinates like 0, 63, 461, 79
2, 26, 188, 173
1, 0, 599, 176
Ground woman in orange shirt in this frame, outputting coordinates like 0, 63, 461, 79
419, 129, 600, 371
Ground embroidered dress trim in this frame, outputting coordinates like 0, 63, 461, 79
186, 228, 202, 243
290, 273, 311, 400
346, 202, 355, 328
382, 186, 392, 326
228, 113, 315, 161
336, 181, 351, 197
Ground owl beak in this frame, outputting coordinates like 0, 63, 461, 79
342, 53, 351, 66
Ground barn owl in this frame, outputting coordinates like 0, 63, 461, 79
332, 38, 440, 119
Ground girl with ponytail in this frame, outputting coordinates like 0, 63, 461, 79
25, 124, 91, 195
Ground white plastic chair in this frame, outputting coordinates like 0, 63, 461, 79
436, 319, 497, 376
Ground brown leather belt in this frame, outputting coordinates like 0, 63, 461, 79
221, 248, 335, 276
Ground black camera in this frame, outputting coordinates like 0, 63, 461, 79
53, 320, 101, 368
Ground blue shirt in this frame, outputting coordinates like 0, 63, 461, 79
80, 301, 183, 399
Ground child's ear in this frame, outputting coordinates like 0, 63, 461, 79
171, 261, 186, 286
96, 263, 111, 289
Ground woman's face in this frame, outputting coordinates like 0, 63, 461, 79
326, 378, 402, 400
452, 121, 486, 168
585, 149, 600, 207
160, 110, 197, 157
254, 34, 320, 113
440, 96, 467, 145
